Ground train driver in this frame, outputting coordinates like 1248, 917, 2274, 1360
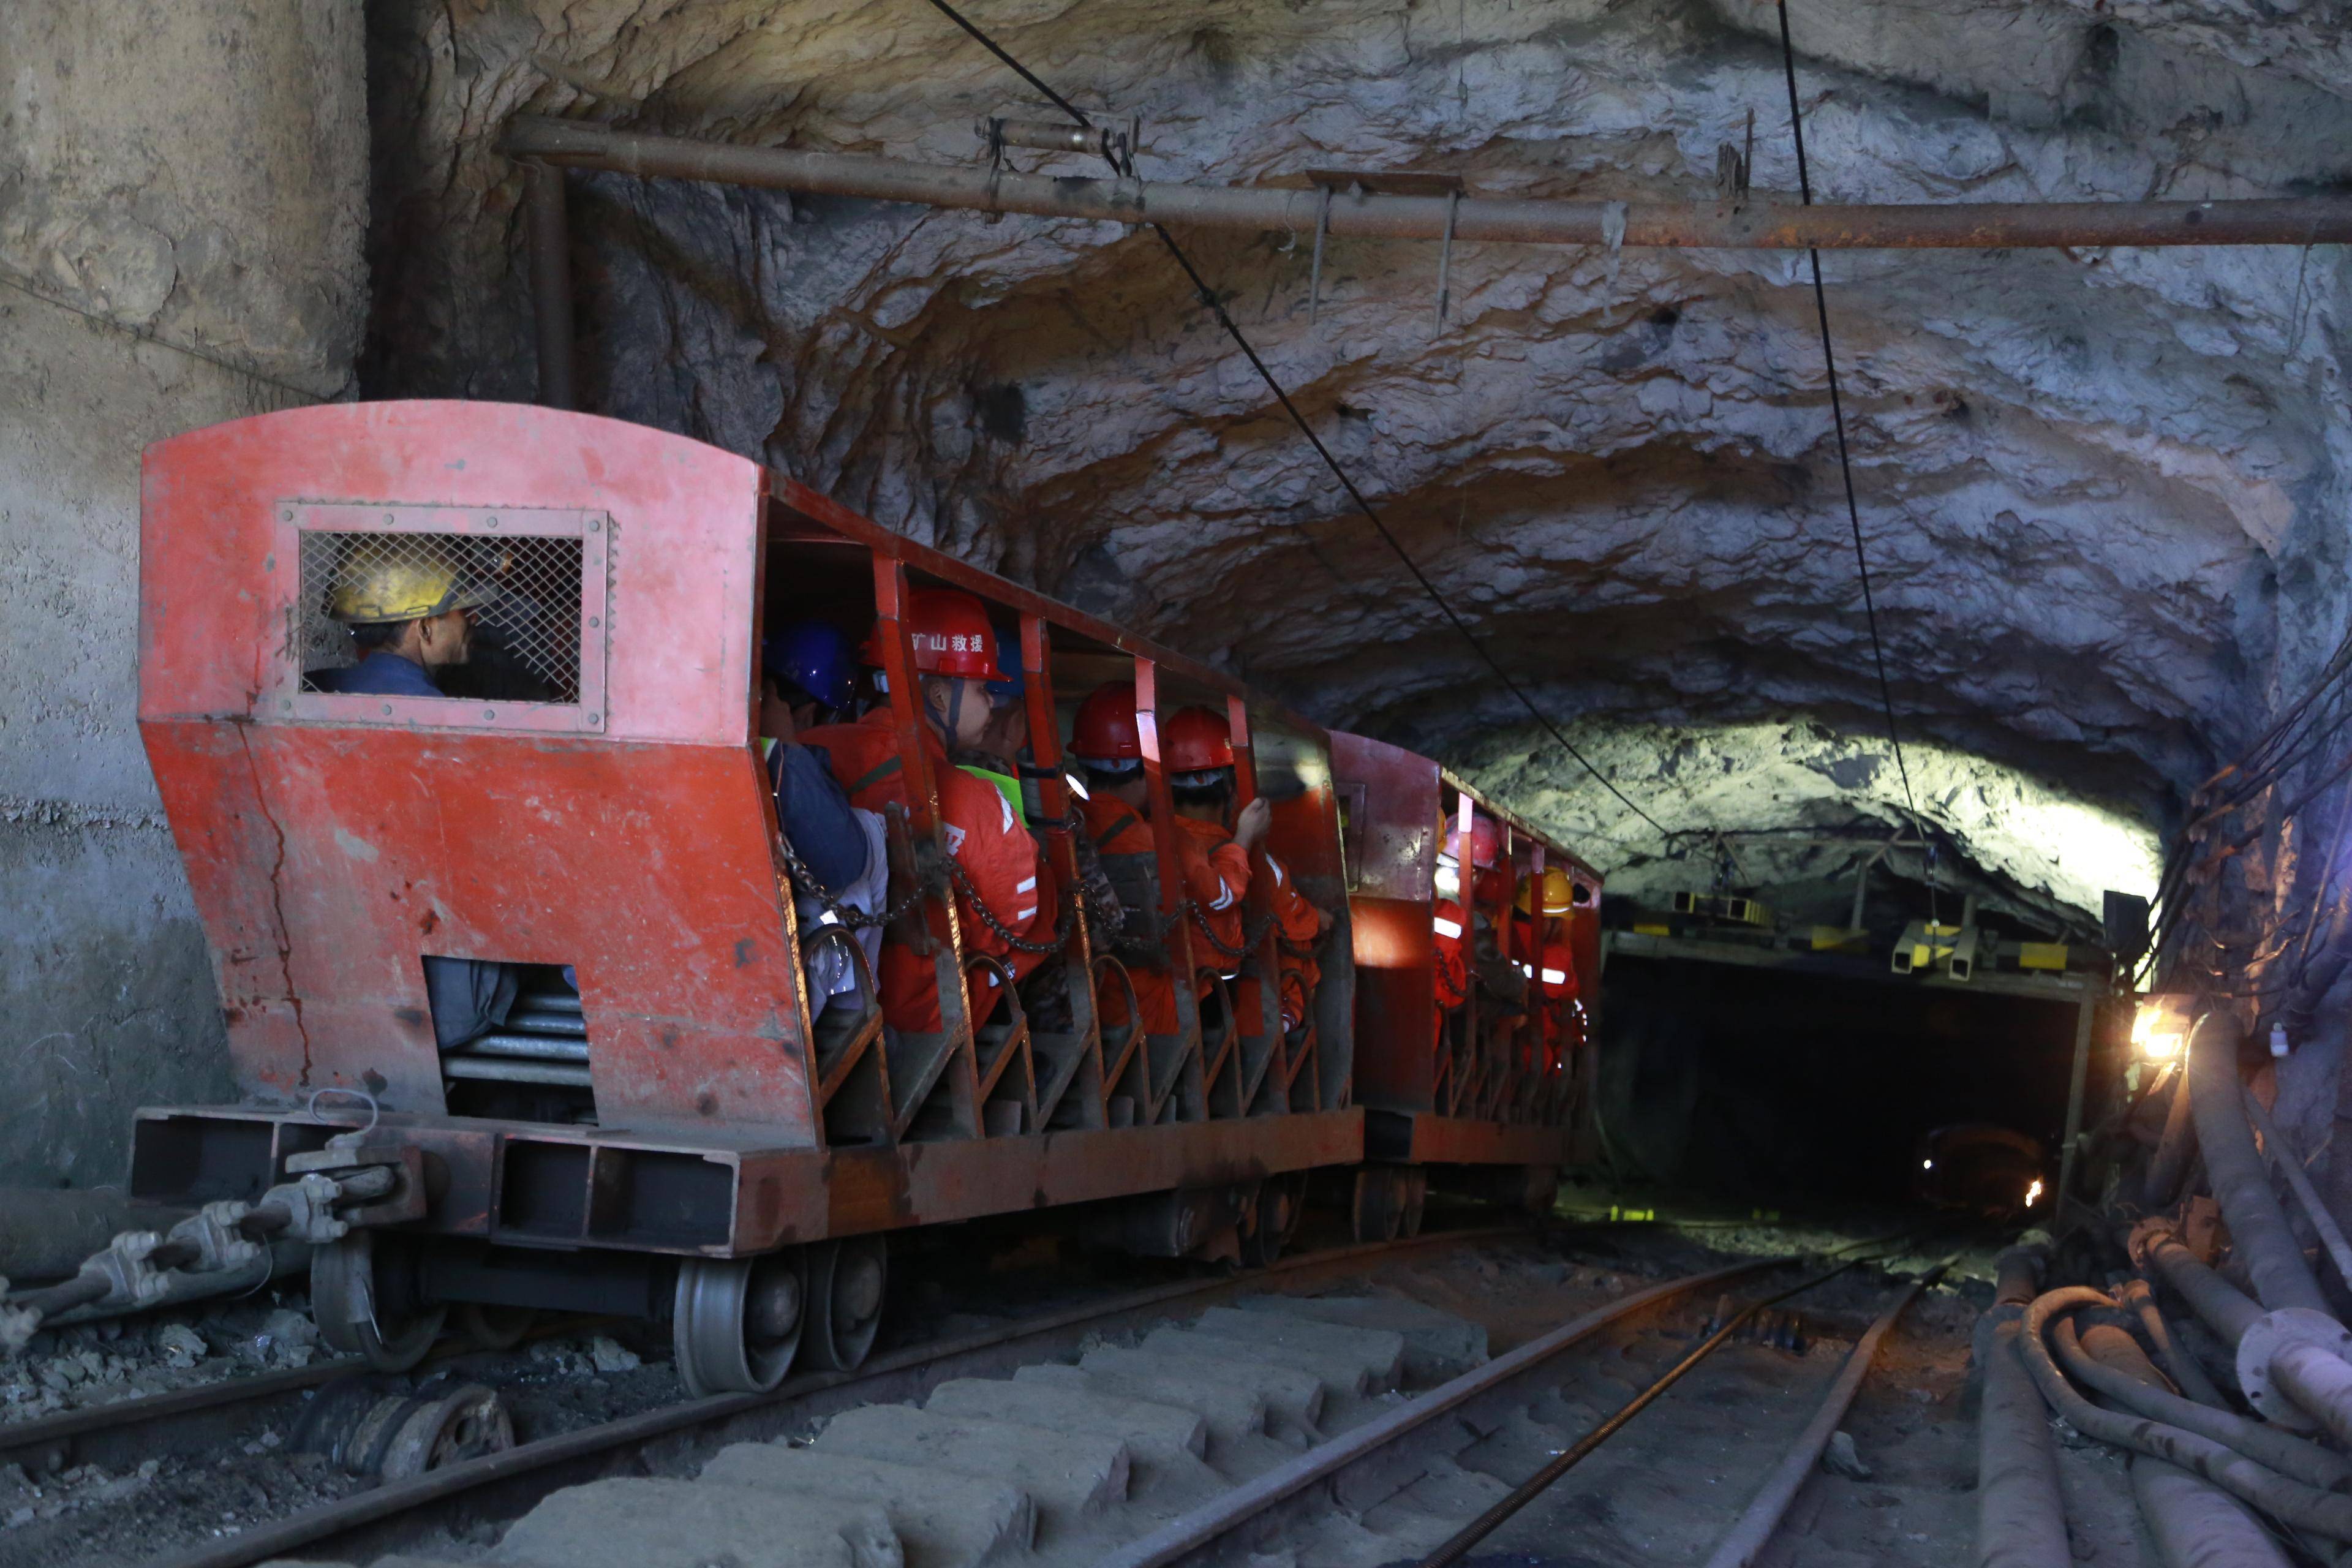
314, 543, 490, 696
797, 590, 1058, 1035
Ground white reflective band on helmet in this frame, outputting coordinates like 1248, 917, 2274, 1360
1433, 917, 1463, 939
1542, 967, 1569, 984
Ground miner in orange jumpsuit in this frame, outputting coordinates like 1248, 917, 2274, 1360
1066, 684, 1253, 1037
1161, 706, 1327, 1038
797, 589, 1057, 1035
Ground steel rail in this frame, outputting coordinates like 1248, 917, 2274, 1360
139, 1222, 1527, 1568
0, 1314, 616, 1479
1701, 1257, 1950, 1568
504, 117, 2352, 252
1408, 1242, 1918, 1568
1097, 1229, 1923, 1568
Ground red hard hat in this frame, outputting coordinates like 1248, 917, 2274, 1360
1071, 682, 1142, 763
1445, 814, 1500, 869
895, 588, 997, 677
1164, 706, 1234, 774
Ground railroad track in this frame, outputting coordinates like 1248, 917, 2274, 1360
58, 1223, 1942, 1568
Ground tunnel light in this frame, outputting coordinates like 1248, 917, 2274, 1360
2024, 1178, 2045, 1208
2132, 995, 2192, 1060
1433, 916, 1463, 940
1921, 1159, 1934, 1171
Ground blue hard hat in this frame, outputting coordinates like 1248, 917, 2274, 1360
985, 620, 1023, 705
762, 620, 858, 712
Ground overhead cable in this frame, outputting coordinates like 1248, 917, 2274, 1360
918, 0, 1677, 843
1771, 1, 1939, 918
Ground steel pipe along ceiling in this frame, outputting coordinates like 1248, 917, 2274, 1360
503, 117, 2352, 253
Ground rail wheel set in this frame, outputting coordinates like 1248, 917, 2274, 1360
81, 401, 1604, 1393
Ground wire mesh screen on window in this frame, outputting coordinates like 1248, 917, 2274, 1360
298, 531, 585, 703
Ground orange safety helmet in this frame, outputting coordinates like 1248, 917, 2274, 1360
894, 587, 997, 678
1444, 813, 1500, 869
1071, 681, 1143, 764
1163, 705, 1235, 774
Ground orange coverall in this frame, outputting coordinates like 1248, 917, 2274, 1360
1085, 797, 1248, 1036
801, 708, 1057, 1034
1249, 850, 1323, 1033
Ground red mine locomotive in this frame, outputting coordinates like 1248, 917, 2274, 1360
125, 401, 1600, 1392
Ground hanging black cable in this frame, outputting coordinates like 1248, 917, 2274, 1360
919, 0, 1677, 843
1773, 1, 1939, 918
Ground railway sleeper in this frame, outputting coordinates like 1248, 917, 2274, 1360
257, 1292, 1488, 1568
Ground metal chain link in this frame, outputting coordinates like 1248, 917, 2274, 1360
777, 834, 928, 930
1182, 897, 1277, 962
946, 852, 1075, 956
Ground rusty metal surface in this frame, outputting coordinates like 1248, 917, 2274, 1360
507, 116, 2352, 252
132, 1104, 1363, 1253
138, 400, 1600, 1267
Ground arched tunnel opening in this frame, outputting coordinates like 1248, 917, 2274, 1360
1596, 956, 2100, 1212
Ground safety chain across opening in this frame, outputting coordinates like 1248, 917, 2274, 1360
947, 851, 1076, 956
778, 833, 929, 930
1182, 897, 1278, 962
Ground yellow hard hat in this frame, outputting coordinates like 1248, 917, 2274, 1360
1515, 865, 1576, 917
328, 544, 491, 625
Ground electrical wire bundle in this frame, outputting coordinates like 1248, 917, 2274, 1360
2143, 622, 2352, 1023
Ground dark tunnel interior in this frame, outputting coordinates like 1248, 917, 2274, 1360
1596, 956, 2113, 1211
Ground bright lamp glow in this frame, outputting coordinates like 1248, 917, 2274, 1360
1921, 1159, 1933, 1171
2024, 1178, 2045, 1208
2133, 997, 2190, 1060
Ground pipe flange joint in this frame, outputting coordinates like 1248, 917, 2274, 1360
2237, 1307, 2352, 1431
171, 1200, 263, 1274
262, 1172, 353, 1247
85, 1229, 175, 1309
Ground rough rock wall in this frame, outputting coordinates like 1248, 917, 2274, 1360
0, 2, 368, 1185
363, 0, 2348, 927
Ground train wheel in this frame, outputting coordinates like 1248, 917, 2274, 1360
456, 1303, 536, 1351
803, 1235, 887, 1373
1240, 1174, 1307, 1268
673, 1250, 806, 1396
311, 1232, 446, 1374
1351, 1168, 1404, 1244
1399, 1167, 1428, 1238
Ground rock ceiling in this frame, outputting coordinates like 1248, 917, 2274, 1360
364, 0, 2352, 933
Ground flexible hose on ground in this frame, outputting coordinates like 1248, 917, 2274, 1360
2049, 1317, 2352, 1491
2133, 1460, 2294, 1568
2146, 1067, 2200, 1210
1978, 1310, 2073, 1567
2185, 1014, 2331, 1317
2075, 1324, 2298, 1568
2020, 1287, 2352, 1542
2144, 1228, 2265, 1346
2119, 1277, 2230, 1409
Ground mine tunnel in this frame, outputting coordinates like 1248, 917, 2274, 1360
6, 3, 2352, 1566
